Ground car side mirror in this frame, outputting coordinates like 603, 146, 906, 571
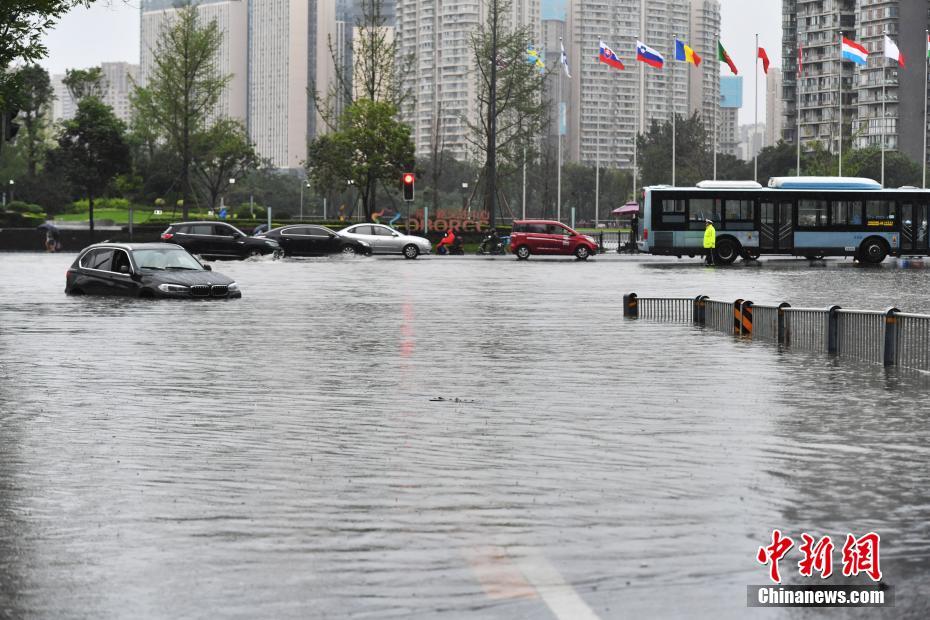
392, 232, 400, 237
202, 264, 212, 271
119, 265, 131, 274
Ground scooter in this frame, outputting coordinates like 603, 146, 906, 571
477, 231, 509, 255
436, 231, 465, 255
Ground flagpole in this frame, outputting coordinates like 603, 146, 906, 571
797, 45, 802, 176
672, 34, 677, 187
522, 145, 527, 219
558, 63, 562, 223
881, 29, 887, 187
754, 33, 759, 182
838, 31, 843, 177
921, 30, 930, 189
595, 108, 600, 225
714, 33, 718, 181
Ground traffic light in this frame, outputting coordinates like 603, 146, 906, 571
402, 173, 415, 201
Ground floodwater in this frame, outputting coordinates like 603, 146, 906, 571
2, 251, 930, 619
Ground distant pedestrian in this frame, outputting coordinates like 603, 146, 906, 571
704, 219, 716, 265
630, 213, 639, 244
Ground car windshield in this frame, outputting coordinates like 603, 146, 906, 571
133, 248, 204, 270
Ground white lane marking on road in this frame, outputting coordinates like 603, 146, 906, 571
510, 546, 601, 620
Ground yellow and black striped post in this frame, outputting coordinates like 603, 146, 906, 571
740, 300, 753, 337
733, 299, 744, 335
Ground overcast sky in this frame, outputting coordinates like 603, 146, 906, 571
39, 0, 782, 124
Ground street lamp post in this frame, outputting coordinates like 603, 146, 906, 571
8, 179, 13, 204
299, 180, 310, 221
221, 177, 235, 215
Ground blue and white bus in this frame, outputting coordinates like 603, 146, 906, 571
637, 177, 930, 264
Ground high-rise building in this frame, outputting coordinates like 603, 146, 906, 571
140, 0, 248, 123
50, 63, 139, 124
688, 0, 721, 135
541, 17, 568, 143
567, 0, 692, 170
50, 74, 77, 122
783, 0, 929, 168
396, 0, 540, 160
781, 0, 857, 155
765, 67, 784, 147
99, 62, 140, 125
719, 75, 742, 157
852, 0, 927, 166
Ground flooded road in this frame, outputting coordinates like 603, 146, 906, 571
2, 252, 930, 619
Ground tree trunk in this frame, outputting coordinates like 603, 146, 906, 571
485, 3, 499, 230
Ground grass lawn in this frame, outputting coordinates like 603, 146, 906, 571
55, 209, 155, 225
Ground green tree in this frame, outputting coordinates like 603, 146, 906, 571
130, 3, 228, 219
469, 0, 547, 227
306, 99, 414, 222
843, 147, 921, 188
63, 66, 104, 102
49, 97, 129, 235
12, 64, 52, 176
193, 118, 259, 210
637, 112, 712, 188
0, 1, 91, 106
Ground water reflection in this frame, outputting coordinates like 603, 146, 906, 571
0, 253, 928, 618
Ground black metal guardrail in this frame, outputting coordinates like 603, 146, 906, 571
622, 292, 930, 371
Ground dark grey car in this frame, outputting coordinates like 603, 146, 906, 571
65, 242, 241, 299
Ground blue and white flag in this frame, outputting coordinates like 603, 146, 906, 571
560, 38, 571, 78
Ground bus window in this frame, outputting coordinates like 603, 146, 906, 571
724, 199, 754, 230
831, 200, 863, 226
866, 200, 895, 226
660, 199, 686, 225
798, 199, 828, 227
689, 198, 720, 229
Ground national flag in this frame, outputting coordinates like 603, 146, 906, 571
758, 47, 770, 74
560, 38, 571, 78
798, 44, 804, 76
927, 33, 930, 60
526, 46, 545, 72
884, 35, 904, 67
599, 40, 625, 70
636, 41, 664, 69
675, 39, 701, 66
718, 41, 738, 75
841, 36, 868, 65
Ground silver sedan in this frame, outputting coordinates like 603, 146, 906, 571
338, 224, 432, 259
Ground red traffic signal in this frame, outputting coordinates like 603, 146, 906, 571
402, 173, 415, 201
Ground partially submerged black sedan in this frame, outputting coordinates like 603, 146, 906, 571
66, 242, 241, 299
255, 224, 372, 257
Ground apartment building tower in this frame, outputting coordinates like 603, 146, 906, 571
688, 0, 722, 135
765, 67, 784, 148
396, 0, 540, 160
781, 0, 856, 155
567, 0, 694, 169
140, 0, 248, 123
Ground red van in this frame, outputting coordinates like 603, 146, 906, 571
510, 220, 599, 260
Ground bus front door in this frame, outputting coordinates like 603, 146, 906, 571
777, 202, 794, 252
761, 202, 793, 252
759, 202, 776, 250
901, 203, 929, 255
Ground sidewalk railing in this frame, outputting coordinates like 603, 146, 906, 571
623, 292, 930, 371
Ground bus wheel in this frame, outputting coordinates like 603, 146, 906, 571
715, 239, 740, 265
860, 238, 888, 264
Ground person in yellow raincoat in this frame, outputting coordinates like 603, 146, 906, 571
703, 219, 716, 265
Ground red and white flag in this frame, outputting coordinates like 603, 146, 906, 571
884, 35, 905, 67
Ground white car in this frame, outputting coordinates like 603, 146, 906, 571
339, 223, 432, 259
